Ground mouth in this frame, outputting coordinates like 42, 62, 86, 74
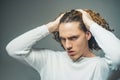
67, 51, 76, 56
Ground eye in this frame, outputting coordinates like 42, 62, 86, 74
69, 36, 79, 41
60, 37, 66, 42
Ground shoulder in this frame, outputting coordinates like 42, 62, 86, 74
85, 57, 109, 69
93, 57, 110, 71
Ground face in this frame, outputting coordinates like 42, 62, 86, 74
59, 22, 91, 61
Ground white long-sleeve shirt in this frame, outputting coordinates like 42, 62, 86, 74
6, 23, 120, 80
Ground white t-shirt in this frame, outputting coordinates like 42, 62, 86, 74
6, 23, 120, 80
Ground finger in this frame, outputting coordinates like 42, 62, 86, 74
76, 9, 87, 14
56, 13, 64, 21
76, 9, 83, 12
80, 10, 87, 14
55, 13, 64, 21
76, 9, 82, 12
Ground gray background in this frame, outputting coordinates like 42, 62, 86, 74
1, 0, 120, 80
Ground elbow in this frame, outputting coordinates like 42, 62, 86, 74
6, 44, 13, 57
6, 43, 16, 58
6, 42, 31, 58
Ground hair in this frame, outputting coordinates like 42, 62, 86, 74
53, 9, 114, 50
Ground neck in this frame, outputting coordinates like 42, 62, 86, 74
82, 49, 96, 57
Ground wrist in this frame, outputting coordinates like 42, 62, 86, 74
85, 20, 95, 30
46, 21, 57, 33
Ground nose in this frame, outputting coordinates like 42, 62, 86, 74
66, 40, 72, 50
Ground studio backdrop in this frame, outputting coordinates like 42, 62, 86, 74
1, 0, 120, 80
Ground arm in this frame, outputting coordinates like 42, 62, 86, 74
90, 23, 120, 69
5, 24, 53, 70
6, 14, 63, 64
6, 25, 49, 60
79, 9, 120, 69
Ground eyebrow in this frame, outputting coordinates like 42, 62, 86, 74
60, 35, 80, 39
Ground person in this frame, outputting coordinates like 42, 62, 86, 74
6, 9, 120, 80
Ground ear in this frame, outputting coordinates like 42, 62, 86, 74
85, 31, 91, 40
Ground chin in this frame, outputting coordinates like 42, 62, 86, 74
70, 55, 81, 62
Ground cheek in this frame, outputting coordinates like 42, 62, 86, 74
73, 39, 83, 49
75, 38, 88, 49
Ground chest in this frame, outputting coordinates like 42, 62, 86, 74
40, 58, 100, 80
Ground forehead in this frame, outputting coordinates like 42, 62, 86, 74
59, 22, 84, 37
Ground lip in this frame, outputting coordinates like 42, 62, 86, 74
67, 51, 75, 56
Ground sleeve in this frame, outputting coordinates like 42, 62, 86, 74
90, 23, 120, 70
6, 25, 50, 69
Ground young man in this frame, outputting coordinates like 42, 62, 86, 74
6, 9, 120, 80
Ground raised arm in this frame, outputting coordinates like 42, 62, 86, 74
6, 14, 63, 63
6, 25, 49, 60
79, 9, 120, 69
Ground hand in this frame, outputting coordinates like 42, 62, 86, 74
76, 9, 95, 30
46, 13, 64, 33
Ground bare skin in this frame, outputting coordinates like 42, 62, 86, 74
76, 9, 95, 30
46, 9, 96, 61
47, 9, 94, 33
59, 22, 95, 61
